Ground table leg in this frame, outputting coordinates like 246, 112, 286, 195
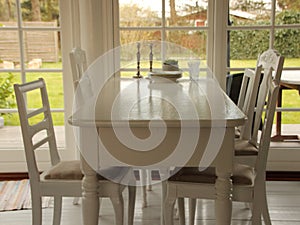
161, 180, 167, 225
215, 168, 232, 225
81, 156, 99, 225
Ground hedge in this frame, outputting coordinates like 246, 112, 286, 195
229, 10, 300, 59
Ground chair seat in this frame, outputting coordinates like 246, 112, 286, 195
44, 161, 131, 182
44, 160, 83, 180
235, 139, 258, 156
169, 164, 255, 185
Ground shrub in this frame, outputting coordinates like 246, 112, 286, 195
229, 10, 300, 59
0, 73, 15, 116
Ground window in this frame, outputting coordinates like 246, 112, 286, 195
227, 0, 300, 128
228, 0, 300, 72
118, 0, 213, 78
0, 0, 71, 172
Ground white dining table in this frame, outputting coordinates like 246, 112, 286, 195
69, 76, 246, 225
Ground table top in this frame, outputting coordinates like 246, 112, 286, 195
69, 77, 246, 128
281, 71, 300, 86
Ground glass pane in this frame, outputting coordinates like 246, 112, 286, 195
120, 30, 162, 73
166, 30, 207, 60
121, 39, 162, 69
276, 1, 300, 25
0, 0, 18, 24
23, 30, 61, 69
166, 0, 208, 27
275, 28, 300, 65
229, 0, 272, 26
0, 30, 20, 64
26, 73, 65, 126
120, 30, 161, 45
229, 29, 269, 68
21, 0, 60, 25
119, 0, 162, 27
282, 90, 300, 124
0, 72, 16, 114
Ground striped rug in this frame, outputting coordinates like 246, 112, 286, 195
0, 179, 52, 211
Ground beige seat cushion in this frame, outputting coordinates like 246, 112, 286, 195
44, 162, 128, 181
234, 139, 258, 156
169, 164, 255, 185
44, 160, 83, 180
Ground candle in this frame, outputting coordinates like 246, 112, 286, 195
149, 43, 153, 61
137, 42, 140, 62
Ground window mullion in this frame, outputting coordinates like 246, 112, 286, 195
16, 0, 26, 84
269, 0, 276, 48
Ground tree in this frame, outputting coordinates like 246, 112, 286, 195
277, 0, 300, 10
31, 0, 41, 21
169, 0, 177, 25
230, 0, 267, 11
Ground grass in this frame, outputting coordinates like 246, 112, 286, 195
2, 63, 65, 126
1, 58, 300, 125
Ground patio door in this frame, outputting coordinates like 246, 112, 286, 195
0, 0, 76, 172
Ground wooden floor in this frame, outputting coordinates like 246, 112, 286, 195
1, 181, 300, 225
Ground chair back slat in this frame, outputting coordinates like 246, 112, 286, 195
28, 118, 52, 140
32, 136, 52, 151
27, 107, 47, 119
255, 77, 280, 176
237, 68, 263, 140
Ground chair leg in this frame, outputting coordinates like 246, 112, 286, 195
163, 182, 177, 225
99, 198, 102, 216
128, 186, 136, 225
147, 169, 152, 191
72, 197, 80, 205
52, 196, 62, 225
164, 196, 177, 225
188, 198, 196, 225
261, 189, 271, 225
31, 193, 42, 225
177, 198, 185, 225
111, 194, 124, 225
140, 169, 148, 208
251, 198, 262, 225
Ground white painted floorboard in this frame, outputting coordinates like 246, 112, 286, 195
1, 181, 300, 225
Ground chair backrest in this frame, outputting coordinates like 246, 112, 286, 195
249, 49, 284, 146
237, 68, 262, 140
226, 72, 244, 104
69, 47, 88, 89
254, 76, 279, 177
14, 78, 60, 182
69, 47, 96, 109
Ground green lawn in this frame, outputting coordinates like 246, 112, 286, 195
2, 58, 300, 125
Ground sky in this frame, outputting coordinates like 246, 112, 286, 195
119, 0, 208, 13
120, 0, 273, 12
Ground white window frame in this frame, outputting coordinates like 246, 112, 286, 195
118, 0, 219, 83
0, 0, 77, 172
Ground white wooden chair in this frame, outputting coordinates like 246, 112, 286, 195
163, 74, 280, 225
234, 49, 284, 166
14, 78, 136, 225
183, 49, 284, 218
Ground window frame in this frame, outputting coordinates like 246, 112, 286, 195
0, 0, 76, 172
118, 0, 216, 79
